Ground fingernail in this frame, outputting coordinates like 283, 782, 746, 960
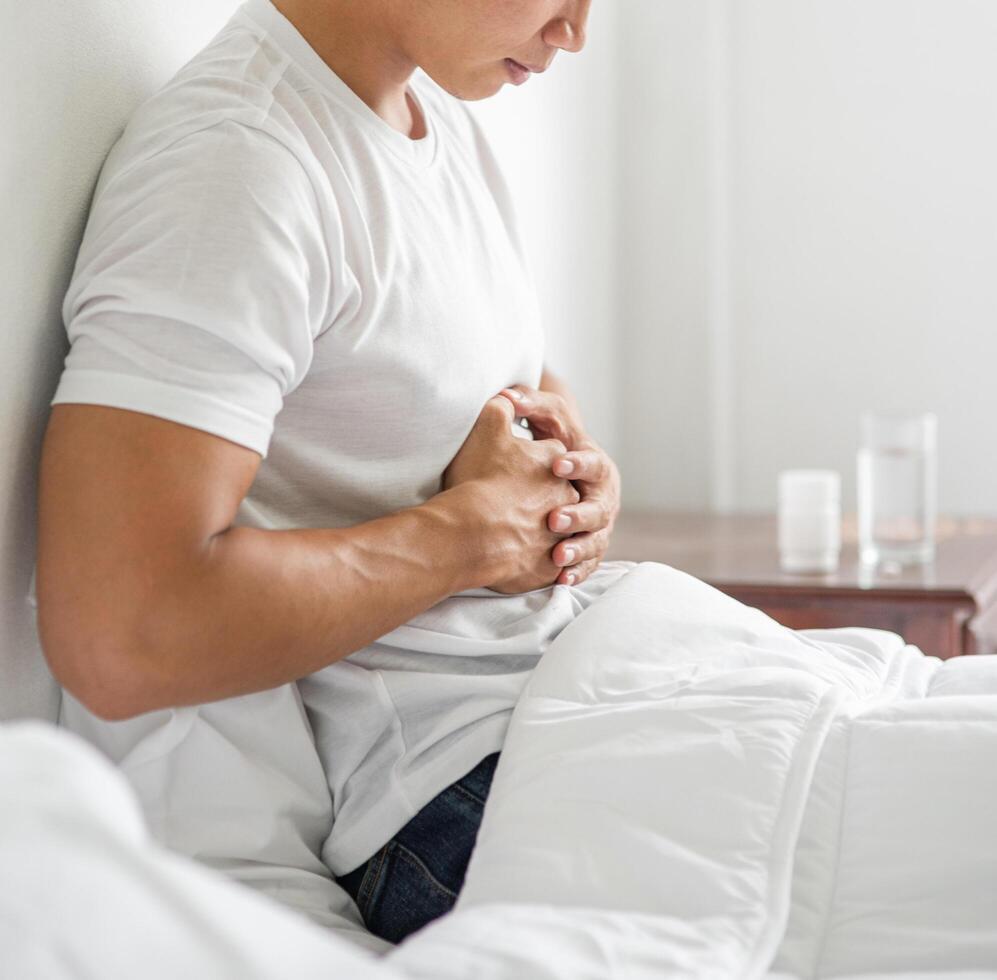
553, 514, 571, 532
565, 572, 576, 585
561, 547, 576, 565
505, 388, 524, 400
554, 459, 574, 477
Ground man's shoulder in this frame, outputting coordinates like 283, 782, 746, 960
103, 17, 305, 189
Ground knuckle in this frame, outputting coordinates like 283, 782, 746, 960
585, 497, 605, 525
482, 397, 507, 422
484, 394, 504, 410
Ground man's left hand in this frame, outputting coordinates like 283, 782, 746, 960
500, 386, 621, 587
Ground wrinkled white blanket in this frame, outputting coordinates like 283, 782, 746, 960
4, 562, 997, 979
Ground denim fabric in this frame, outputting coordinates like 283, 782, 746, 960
337, 752, 500, 945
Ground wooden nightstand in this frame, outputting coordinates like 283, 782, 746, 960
605, 512, 997, 660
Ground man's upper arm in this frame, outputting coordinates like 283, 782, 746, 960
38, 122, 333, 716
36, 404, 260, 717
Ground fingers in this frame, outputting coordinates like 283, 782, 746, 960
557, 558, 600, 587
548, 524, 604, 585
500, 386, 532, 408
533, 436, 570, 461
548, 497, 610, 535
550, 529, 607, 574
500, 387, 582, 449
483, 394, 517, 429
551, 449, 607, 483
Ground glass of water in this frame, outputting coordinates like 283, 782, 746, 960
857, 413, 938, 566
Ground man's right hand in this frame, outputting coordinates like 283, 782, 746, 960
442, 395, 580, 594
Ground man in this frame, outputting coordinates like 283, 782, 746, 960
37, 0, 629, 944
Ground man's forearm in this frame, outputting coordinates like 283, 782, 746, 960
101, 488, 481, 718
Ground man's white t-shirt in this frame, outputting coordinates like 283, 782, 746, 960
53, 0, 634, 896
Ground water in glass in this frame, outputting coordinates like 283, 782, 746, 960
857, 414, 937, 566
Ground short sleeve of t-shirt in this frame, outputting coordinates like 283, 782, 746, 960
52, 120, 331, 457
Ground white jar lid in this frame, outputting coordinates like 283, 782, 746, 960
778, 469, 841, 509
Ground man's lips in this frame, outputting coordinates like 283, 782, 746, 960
513, 57, 550, 73
504, 57, 551, 85
504, 58, 532, 85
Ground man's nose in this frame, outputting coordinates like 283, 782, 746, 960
544, 0, 591, 54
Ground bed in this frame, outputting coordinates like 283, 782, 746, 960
5, 562, 997, 978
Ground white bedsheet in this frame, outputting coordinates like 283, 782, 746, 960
4, 562, 997, 978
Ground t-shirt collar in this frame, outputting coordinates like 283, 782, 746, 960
240, 0, 438, 168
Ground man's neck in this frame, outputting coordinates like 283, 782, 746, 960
269, 0, 425, 139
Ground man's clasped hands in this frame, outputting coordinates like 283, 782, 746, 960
442, 386, 621, 595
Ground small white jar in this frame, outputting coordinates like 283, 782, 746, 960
778, 470, 842, 574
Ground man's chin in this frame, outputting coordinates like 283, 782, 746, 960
420, 67, 509, 103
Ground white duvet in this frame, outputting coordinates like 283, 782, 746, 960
3, 562, 997, 979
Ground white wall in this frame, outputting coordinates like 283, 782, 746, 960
0, 0, 241, 720
619, 0, 997, 516
617, 1, 720, 511
471, 1, 621, 457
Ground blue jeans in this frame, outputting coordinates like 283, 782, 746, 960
337, 752, 500, 944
